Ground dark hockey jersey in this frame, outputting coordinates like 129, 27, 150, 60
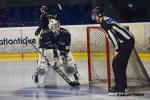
39, 27, 71, 52
35, 12, 49, 35
55, 28, 71, 51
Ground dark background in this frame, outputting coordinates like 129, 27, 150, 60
0, 0, 149, 27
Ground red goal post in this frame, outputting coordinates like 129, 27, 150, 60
87, 26, 111, 89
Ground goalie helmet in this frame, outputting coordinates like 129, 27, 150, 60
91, 7, 104, 20
49, 19, 60, 35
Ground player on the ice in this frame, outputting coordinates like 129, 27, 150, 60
91, 7, 135, 95
33, 6, 54, 84
48, 19, 80, 82
35, 6, 57, 37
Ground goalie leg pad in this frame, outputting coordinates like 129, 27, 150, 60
64, 65, 75, 75
61, 52, 80, 80
37, 49, 45, 67
33, 49, 50, 86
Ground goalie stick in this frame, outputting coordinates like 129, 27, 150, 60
30, 42, 80, 87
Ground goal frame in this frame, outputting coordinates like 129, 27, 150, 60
87, 26, 111, 89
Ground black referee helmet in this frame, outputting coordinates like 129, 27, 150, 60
91, 7, 104, 20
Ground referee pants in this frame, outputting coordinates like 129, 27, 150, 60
112, 37, 135, 91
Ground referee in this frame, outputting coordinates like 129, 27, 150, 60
91, 7, 135, 94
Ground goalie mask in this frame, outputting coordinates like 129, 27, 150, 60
49, 19, 60, 35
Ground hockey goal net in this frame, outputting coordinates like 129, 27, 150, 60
87, 26, 150, 91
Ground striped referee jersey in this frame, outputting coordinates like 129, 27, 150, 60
100, 17, 134, 52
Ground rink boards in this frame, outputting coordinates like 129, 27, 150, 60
0, 23, 150, 54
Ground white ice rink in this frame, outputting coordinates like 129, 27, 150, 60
0, 58, 150, 100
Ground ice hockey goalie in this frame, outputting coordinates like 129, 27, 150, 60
33, 17, 80, 87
